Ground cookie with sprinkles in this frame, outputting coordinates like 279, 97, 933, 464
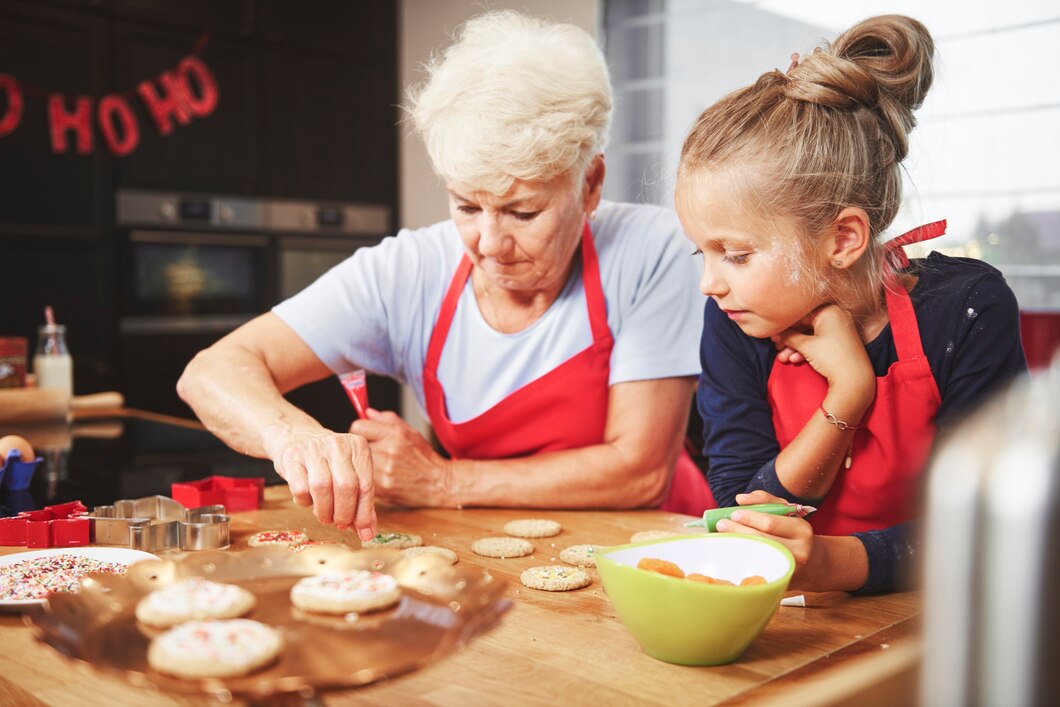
471, 537, 534, 559
520, 565, 592, 591
559, 544, 600, 567
362, 531, 423, 549
503, 518, 562, 538
147, 619, 283, 679
290, 569, 401, 614
248, 530, 308, 548
630, 529, 679, 543
135, 577, 256, 629
401, 545, 458, 564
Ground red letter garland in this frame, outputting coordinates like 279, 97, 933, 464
48, 94, 93, 155
2, 33, 218, 157
0, 75, 23, 138
97, 94, 139, 156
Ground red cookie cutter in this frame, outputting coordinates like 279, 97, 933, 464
0, 500, 90, 548
171, 476, 265, 513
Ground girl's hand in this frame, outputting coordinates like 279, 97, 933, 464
349, 409, 455, 508
771, 305, 876, 414
716, 490, 870, 593
716, 491, 815, 585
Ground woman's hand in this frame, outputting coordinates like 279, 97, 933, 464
261, 424, 376, 540
771, 305, 876, 416
350, 409, 455, 508
715, 490, 869, 592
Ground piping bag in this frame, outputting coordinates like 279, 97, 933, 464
339, 369, 368, 419
684, 503, 817, 532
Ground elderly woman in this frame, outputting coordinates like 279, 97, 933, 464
176, 10, 708, 540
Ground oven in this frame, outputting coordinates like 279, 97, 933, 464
265, 198, 401, 431
114, 189, 400, 429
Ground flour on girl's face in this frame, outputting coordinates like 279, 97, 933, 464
763, 234, 802, 287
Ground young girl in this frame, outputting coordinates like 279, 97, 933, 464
675, 15, 1026, 593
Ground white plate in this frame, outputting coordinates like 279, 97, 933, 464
0, 547, 159, 610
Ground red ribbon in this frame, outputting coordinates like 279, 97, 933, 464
886, 219, 947, 270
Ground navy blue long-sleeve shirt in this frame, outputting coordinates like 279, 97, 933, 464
697, 253, 1027, 594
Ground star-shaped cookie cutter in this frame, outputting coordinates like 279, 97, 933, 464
88, 495, 230, 552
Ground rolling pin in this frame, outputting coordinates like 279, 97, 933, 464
0, 389, 124, 424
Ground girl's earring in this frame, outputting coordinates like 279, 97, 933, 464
833, 259, 844, 268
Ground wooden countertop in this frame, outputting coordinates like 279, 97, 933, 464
0, 483, 921, 706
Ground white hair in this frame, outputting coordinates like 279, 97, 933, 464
406, 10, 613, 195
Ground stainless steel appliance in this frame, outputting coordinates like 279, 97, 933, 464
115, 189, 399, 428
921, 354, 1059, 706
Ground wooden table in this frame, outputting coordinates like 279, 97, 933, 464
0, 483, 921, 706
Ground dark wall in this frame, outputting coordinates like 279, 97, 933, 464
0, 0, 399, 426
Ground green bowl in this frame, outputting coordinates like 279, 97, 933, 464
597, 534, 795, 665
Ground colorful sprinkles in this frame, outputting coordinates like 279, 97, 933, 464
0, 554, 127, 601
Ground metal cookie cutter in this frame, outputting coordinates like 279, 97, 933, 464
87, 495, 230, 552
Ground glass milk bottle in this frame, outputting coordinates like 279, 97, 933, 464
34, 323, 73, 395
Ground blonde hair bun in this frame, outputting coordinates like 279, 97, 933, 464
786, 15, 935, 163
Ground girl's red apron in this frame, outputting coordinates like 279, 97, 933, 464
767, 221, 947, 535
423, 220, 713, 514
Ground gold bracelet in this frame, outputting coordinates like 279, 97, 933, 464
820, 405, 862, 431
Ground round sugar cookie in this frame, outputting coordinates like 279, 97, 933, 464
503, 518, 562, 538
471, 537, 534, 559
630, 529, 679, 543
289, 569, 401, 614
401, 545, 458, 564
559, 544, 601, 567
520, 565, 592, 591
136, 577, 256, 629
362, 531, 423, 549
248, 529, 308, 548
147, 619, 283, 679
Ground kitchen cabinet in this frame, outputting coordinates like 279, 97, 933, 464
0, 3, 110, 231
112, 21, 259, 194
260, 45, 396, 203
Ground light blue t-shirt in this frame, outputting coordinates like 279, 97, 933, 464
273, 200, 705, 421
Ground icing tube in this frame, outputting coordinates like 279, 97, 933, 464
339, 369, 368, 419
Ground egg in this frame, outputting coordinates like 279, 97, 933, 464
0, 435, 35, 462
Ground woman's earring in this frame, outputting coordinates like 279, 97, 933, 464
587, 210, 597, 221
833, 259, 844, 268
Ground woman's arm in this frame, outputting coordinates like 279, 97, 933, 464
176, 313, 378, 539
353, 376, 696, 509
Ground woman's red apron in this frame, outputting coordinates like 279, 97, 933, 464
422, 220, 712, 513
767, 221, 947, 535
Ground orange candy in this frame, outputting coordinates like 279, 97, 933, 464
636, 557, 685, 578
637, 558, 769, 587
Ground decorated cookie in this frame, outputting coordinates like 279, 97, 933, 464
247, 530, 308, 548
135, 577, 256, 629
559, 544, 601, 567
471, 537, 534, 559
147, 619, 283, 679
520, 565, 592, 592
362, 532, 423, 550
629, 529, 680, 543
401, 545, 458, 564
503, 519, 562, 538
289, 570, 401, 614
